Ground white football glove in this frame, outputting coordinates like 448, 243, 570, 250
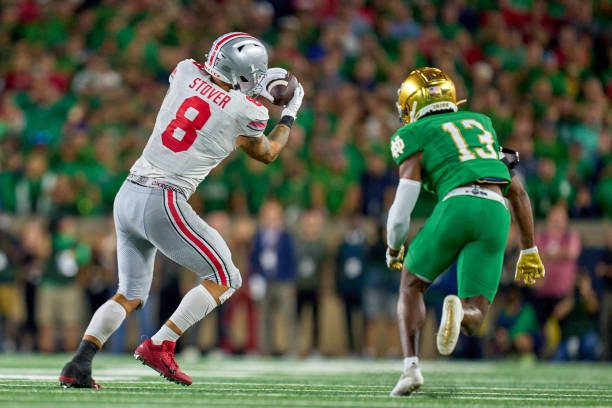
281, 82, 304, 119
259, 67, 289, 102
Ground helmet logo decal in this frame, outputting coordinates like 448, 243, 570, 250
428, 85, 442, 96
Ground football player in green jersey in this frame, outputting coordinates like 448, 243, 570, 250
385, 68, 546, 396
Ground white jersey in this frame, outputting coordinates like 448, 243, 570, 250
130, 59, 269, 197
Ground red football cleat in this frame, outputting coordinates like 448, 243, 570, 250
134, 339, 192, 386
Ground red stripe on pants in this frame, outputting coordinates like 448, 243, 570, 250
166, 189, 228, 286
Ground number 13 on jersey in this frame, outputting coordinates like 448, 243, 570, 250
442, 119, 498, 162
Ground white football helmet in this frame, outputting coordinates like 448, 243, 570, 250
204, 32, 268, 97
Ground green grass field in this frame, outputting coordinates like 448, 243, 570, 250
0, 354, 610, 407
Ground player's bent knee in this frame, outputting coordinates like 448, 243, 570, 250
202, 280, 236, 305
111, 293, 144, 314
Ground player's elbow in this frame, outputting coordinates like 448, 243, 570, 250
261, 147, 283, 164
507, 178, 528, 201
259, 152, 277, 164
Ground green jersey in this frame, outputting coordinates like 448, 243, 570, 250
41, 233, 91, 286
390, 110, 511, 199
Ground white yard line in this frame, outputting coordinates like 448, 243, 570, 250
2, 387, 610, 403
0, 371, 610, 388
0, 377, 610, 398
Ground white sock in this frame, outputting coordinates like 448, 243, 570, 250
151, 324, 180, 345
84, 300, 127, 345
151, 285, 217, 344
404, 356, 420, 370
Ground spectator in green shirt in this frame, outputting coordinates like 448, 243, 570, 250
311, 139, 360, 216
527, 158, 573, 218
595, 161, 612, 219
36, 214, 91, 352
552, 272, 602, 361
533, 120, 567, 164
13, 79, 75, 149
494, 285, 541, 360
294, 209, 327, 356
15, 152, 56, 215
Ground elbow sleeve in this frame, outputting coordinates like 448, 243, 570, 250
386, 179, 421, 250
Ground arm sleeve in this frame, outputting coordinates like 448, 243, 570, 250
386, 178, 422, 250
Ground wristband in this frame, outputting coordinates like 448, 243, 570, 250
279, 115, 294, 128
520, 246, 538, 255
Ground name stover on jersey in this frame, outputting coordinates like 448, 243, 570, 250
130, 59, 269, 198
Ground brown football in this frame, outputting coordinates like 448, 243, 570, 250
267, 72, 298, 106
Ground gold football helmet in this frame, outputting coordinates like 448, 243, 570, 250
396, 67, 459, 124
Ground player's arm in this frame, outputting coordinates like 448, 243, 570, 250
502, 148, 545, 285
506, 176, 535, 249
237, 79, 304, 164
385, 152, 423, 271
236, 123, 291, 164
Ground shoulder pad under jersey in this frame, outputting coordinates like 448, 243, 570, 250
169, 59, 204, 84
234, 93, 269, 137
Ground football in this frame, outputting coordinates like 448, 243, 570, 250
266, 71, 298, 106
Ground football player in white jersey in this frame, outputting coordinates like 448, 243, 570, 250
60, 32, 304, 388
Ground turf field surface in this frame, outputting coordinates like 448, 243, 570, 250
0, 354, 610, 407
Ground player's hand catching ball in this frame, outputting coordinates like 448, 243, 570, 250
259, 68, 288, 102
259, 67, 304, 119
515, 247, 545, 285
386, 245, 405, 271
281, 82, 304, 119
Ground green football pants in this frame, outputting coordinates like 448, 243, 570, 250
405, 194, 511, 303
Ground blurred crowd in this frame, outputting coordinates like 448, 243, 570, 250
0, 0, 610, 360
0, 199, 610, 361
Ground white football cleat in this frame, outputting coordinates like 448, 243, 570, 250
436, 295, 464, 356
390, 363, 424, 397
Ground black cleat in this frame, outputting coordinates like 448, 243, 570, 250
59, 360, 101, 389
